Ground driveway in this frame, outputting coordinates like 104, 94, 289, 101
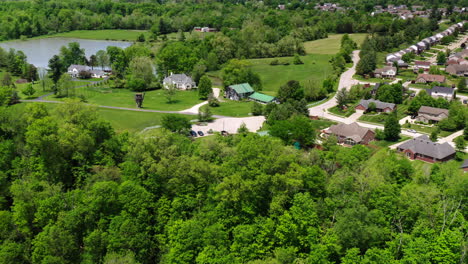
191, 116, 266, 135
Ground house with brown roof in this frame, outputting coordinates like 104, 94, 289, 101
413, 61, 431, 72
323, 122, 375, 146
356, 99, 396, 113
397, 135, 455, 163
416, 106, 449, 123
415, 74, 446, 84
374, 66, 396, 78
446, 64, 468, 76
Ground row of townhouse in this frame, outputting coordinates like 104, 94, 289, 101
386, 22, 466, 63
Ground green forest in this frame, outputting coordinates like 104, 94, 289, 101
0, 101, 466, 263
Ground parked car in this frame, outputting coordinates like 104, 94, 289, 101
197, 131, 204, 136
190, 130, 197, 137
407, 129, 417, 133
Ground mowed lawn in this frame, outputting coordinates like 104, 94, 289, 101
304, 33, 368, 54
47, 86, 203, 111
33, 30, 151, 41
210, 100, 253, 117
247, 54, 334, 95
12, 102, 192, 133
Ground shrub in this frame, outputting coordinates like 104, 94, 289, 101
270, 59, 280, 66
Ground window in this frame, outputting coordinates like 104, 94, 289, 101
345, 138, 356, 146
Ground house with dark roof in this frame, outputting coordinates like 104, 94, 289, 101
163, 73, 196, 90
323, 122, 375, 146
460, 159, 468, 172
225, 83, 255, 101
416, 106, 449, 123
415, 74, 446, 84
427, 86, 455, 100
397, 135, 456, 162
356, 99, 396, 113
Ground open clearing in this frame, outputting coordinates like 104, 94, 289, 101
304, 33, 368, 54
46, 86, 204, 111
13, 102, 192, 133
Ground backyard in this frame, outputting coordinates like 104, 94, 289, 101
303, 33, 368, 54
358, 104, 409, 124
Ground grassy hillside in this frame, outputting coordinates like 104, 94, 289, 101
304, 33, 368, 54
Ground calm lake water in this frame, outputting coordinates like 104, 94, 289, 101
0, 37, 132, 68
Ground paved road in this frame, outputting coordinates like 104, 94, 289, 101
308, 50, 360, 118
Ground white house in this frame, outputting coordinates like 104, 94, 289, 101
67, 65, 90, 78
163, 73, 196, 90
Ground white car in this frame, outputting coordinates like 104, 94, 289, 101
406, 129, 417, 133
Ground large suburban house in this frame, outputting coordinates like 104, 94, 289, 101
323, 122, 375, 146
356, 99, 396, 113
427, 86, 455, 100
163, 73, 196, 90
460, 159, 468, 172
415, 74, 446, 84
446, 64, 468, 76
397, 135, 456, 163
416, 106, 449, 123
67, 65, 107, 78
225, 83, 278, 104
374, 66, 396, 78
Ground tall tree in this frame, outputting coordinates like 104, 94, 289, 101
48, 55, 64, 86
384, 112, 401, 141
198, 75, 212, 100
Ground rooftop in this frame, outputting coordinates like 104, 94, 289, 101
229, 83, 254, 94
398, 135, 455, 160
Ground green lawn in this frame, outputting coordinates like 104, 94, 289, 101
370, 136, 411, 148
247, 54, 334, 95
402, 123, 453, 137
13, 102, 192, 133
303, 33, 368, 54
409, 83, 433, 89
359, 104, 409, 125
396, 69, 417, 82
328, 105, 356, 117
353, 74, 385, 83
46, 86, 203, 111
210, 100, 253, 117
29, 29, 217, 42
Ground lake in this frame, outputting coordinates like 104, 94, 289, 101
0, 37, 132, 68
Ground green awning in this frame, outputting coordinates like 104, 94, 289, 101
229, 83, 254, 94
248, 92, 276, 103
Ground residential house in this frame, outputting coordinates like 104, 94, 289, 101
460, 159, 468, 172
397, 135, 455, 162
427, 86, 455, 100
374, 66, 397, 78
68, 64, 90, 78
415, 74, 446, 84
397, 59, 409, 69
163, 73, 196, 90
248, 92, 278, 104
225, 83, 255, 101
416, 106, 449, 123
90, 70, 105, 78
323, 122, 375, 146
446, 64, 468, 76
356, 99, 396, 113
414, 61, 431, 72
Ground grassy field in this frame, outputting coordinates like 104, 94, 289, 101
46, 86, 203, 111
353, 74, 385, 83
304, 33, 368, 54
247, 54, 334, 95
30, 29, 217, 42
13, 102, 192, 133
370, 136, 411, 148
210, 100, 253, 117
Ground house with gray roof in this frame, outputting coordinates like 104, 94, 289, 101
460, 159, 468, 172
427, 86, 455, 100
356, 99, 396, 113
68, 64, 91, 78
416, 106, 449, 123
163, 73, 196, 90
397, 135, 455, 162
323, 122, 375, 146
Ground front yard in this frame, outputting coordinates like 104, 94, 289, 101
402, 123, 453, 137
328, 104, 356, 117
358, 104, 409, 125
